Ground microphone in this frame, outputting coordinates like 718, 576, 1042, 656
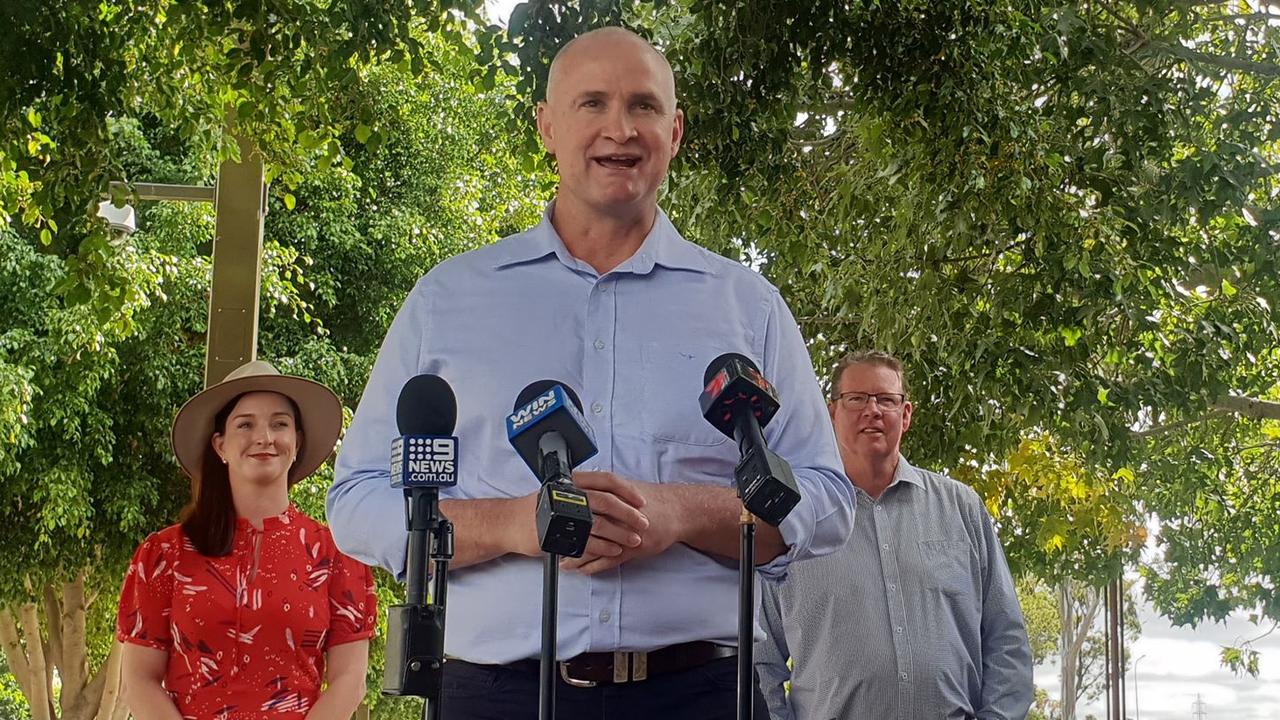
383, 374, 457, 705
391, 374, 459, 489
507, 380, 597, 557
698, 353, 800, 526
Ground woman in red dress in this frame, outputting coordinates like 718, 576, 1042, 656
117, 360, 377, 719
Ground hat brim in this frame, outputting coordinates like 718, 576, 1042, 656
171, 374, 343, 485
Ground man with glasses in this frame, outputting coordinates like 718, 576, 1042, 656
755, 351, 1032, 720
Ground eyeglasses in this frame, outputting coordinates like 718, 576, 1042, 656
833, 391, 907, 411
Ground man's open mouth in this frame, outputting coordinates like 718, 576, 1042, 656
594, 155, 640, 169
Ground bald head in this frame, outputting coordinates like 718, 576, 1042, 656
545, 27, 677, 108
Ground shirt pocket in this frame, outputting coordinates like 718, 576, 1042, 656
639, 341, 734, 447
917, 539, 975, 597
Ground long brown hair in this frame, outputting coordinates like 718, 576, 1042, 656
180, 392, 303, 556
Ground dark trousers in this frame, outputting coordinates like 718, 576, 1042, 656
439, 656, 770, 720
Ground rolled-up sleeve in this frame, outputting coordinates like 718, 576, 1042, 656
327, 278, 432, 579
755, 289, 854, 579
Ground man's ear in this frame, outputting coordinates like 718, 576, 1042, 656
669, 108, 685, 157
536, 101, 556, 154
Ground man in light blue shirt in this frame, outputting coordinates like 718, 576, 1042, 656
756, 351, 1033, 720
327, 26, 853, 720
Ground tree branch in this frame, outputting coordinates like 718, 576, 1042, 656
1213, 395, 1280, 420
39, 586, 63, 686
1133, 396, 1280, 438
62, 572, 89, 710
1151, 41, 1280, 78
86, 640, 122, 720
18, 603, 53, 720
1095, 0, 1148, 43
1132, 407, 1230, 437
0, 608, 34, 707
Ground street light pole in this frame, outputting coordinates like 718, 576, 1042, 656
102, 133, 267, 389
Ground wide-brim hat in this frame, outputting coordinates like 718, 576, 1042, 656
171, 360, 343, 485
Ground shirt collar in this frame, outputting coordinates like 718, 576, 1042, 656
235, 503, 300, 534
891, 454, 925, 488
492, 201, 713, 276
856, 454, 923, 503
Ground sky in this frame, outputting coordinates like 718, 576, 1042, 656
476, 2, 1280, 717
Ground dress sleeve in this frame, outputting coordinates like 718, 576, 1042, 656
116, 533, 176, 651
326, 543, 378, 648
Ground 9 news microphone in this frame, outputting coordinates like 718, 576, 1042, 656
699, 353, 800, 526
506, 380, 598, 557
383, 374, 457, 705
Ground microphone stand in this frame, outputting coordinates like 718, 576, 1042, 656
738, 505, 756, 720
385, 488, 454, 720
540, 541, 559, 720
534, 453, 593, 720
731, 404, 769, 720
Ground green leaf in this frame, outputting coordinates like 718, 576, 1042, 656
284, 193, 296, 211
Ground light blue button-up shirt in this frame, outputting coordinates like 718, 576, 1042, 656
756, 456, 1033, 720
328, 205, 853, 664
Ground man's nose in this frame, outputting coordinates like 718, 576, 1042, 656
602, 105, 637, 142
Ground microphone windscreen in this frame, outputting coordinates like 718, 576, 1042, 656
703, 352, 758, 387
396, 374, 458, 436
515, 379, 585, 413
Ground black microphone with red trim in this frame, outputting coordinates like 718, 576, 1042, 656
698, 353, 800, 526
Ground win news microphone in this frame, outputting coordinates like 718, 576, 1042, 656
699, 353, 800, 526
506, 380, 598, 558
384, 374, 457, 706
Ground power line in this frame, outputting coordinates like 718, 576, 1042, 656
1192, 693, 1208, 720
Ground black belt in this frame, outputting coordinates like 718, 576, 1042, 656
500, 641, 737, 687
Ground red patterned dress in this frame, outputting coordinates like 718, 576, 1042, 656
117, 505, 377, 719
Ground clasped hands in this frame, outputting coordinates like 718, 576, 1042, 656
538, 471, 682, 576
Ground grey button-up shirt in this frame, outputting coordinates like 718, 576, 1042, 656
756, 456, 1033, 720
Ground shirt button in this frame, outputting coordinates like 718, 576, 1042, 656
594, 339, 606, 350
591, 402, 604, 414
899, 672, 908, 682
895, 626, 904, 634
888, 583, 896, 591
875, 505, 883, 512
599, 610, 611, 623
881, 543, 890, 550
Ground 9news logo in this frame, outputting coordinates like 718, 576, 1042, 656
393, 436, 458, 487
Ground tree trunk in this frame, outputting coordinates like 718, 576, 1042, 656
18, 602, 54, 720
1, 578, 125, 720
61, 574, 89, 714
91, 642, 125, 720
0, 607, 36, 708
1060, 582, 1076, 720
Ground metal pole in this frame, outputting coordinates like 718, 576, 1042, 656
540, 551, 558, 720
205, 133, 267, 386
738, 507, 755, 720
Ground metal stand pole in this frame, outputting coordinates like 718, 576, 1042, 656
540, 551, 559, 720
738, 507, 756, 720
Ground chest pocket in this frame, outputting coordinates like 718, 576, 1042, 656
639, 342, 734, 447
918, 539, 975, 598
